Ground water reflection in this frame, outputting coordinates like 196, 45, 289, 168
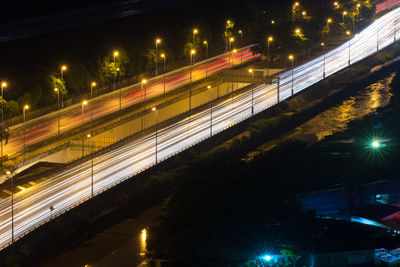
140, 228, 147, 257
291, 74, 394, 142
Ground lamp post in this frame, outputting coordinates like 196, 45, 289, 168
342, 11, 347, 22
155, 38, 161, 75
238, 30, 243, 64
54, 87, 61, 138
207, 85, 213, 136
321, 42, 326, 78
229, 37, 234, 52
189, 49, 195, 111
113, 51, 119, 90
6, 170, 14, 243
249, 69, 254, 115
141, 79, 147, 131
151, 107, 158, 163
90, 82, 96, 99
23, 105, 29, 163
161, 54, 166, 95
267, 36, 273, 76
203, 41, 208, 78
87, 134, 94, 198
81, 100, 88, 157
1, 82, 6, 165
193, 28, 198, 44
60, 65, 67, 108
289, 55, 294, 96
346, 30, 351, 65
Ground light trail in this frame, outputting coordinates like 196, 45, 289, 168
0, 6, 399, 250
4, 47, 259, 160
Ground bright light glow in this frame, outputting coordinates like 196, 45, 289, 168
264, 255, 272, 261
334, 1, 338, 6
230, 37, 234, 42
346, 30, 351, 35
226, 20, 230, 24
371, 140, 381, 148
54, 87, 58, 92
87, 134, 91, 138
271, 20, 275, 24
142, 79, 147, 84
248, 68, 253, 73
294, 2, 300, 7
357, 3, 361, 8
61, 65, 67, 71
6, 171, 10, 175
141, 229, 147, 243
268, 36, 273, 42
113, 51, 119, 57
161, 53, 165, 58
156, 38, 161, 44
288, 54, 294, 60
152, 107, 156, 111
295, 28, 301, 34
321, 42, 325, 46
327, 18, 332, 23
207, 85, 211, 89
82, 100, 88, 105
233, 49, 237, 53
116, 68, 120, 71
191, 49, 196, 55
193, 29, 198, 34
91, 82, 96, 87
203, 41, 207, 45
302, 11, 306, 16
343, 11, 347, 15
1, 82, 6, 88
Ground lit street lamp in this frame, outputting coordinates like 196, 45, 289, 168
342, 11, 347, 22
1, 81, 6, 165
249, 69, 254, 115
152, 107, 158, 163
321, 42, 326, 78
90, 82, 96, 99
346, 30, 351, 65
289, 54, 295, 95
203, 41, 209, 77
229, 37, 234, 51
60, 65, 67, 80
54, 88, 61, 138
238, 30, 243, 64
193, 28, 198, 43
81, 100, 88, 157
161, 54, 166, 95
267, 36, 273, 76
189, 49, 196, 111
23, 105, 29, 163
113, 51, 119, 90
155, 38, 161, 75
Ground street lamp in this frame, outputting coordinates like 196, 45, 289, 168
87, 134, 94, 197
54, 88, 61, 138
342, 11, 347, 22
302, 11, 307, 17
1, 81, 7, 165
238, 30, 243, 64
203, 41, 209, 77
207, 85, 213, 136
334, 1, 339, 8
161, 54, 166, 95
81, 100, 88, 157
60, 65, 67, 80
193, 28, 198, 43
346, 30, 351, 65
141, 79, 147, 131
152, 107, 158, 163
271, 20, 275, 24
289, 54, 295, 96
249, 68, 254, 115
155, 38, 161, 75
321, 42, 326, 78
113, 51, 119, 90
23, 105, 29, 163
267, 36, 273, 76
189, 49, 196, 111
229, 37, 234, 51
6, 170, 14, 243
90, 82, 96, 99
327, 18, 332, 24
231, 49, 237, 68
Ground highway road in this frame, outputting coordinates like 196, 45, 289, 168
0, 5, 399, 251
5, 46, 259, 161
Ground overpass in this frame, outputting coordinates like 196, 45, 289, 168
0, 5, 399, 251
